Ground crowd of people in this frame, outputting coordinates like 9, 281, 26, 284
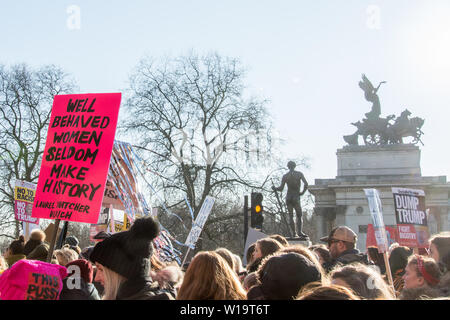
1, 216, 449, 301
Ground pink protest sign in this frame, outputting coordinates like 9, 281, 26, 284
32, 93, 121, 224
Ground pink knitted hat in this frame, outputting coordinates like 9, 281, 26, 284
0, 259, 67, 300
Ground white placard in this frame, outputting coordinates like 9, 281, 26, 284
185, 196, 215, 248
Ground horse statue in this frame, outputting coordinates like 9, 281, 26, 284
343, 75, 425, 146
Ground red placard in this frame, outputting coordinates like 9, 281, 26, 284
366, 224, 399, 249
32, 93, 121, 224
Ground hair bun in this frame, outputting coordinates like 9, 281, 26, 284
18, 235, 25, 242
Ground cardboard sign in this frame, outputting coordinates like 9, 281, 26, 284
185, 196, 215, 248
364, 189, 389, 253
32, 93, 121, 224
392, 187, 429, 248
14, 180, 39, 224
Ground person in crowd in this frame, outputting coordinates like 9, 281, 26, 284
367, 246, 386, 274
177, 251, 246, 300
90, 216, 175, 300
215, 248, 236, 273
280, 244, 327, 280
330, 263, 395, 300
428, 232, 450, 297
388, 242, 400, 256
388, 246, 413, 293
152, 264, 184, 293
297, 283, 361, 300
245, 243, 256, 269
243, 272, 258, 292
309, 244, 332, 267
78, 245, 104, 296
232, 253, 245, 276
4, 236, 26, 267
79, 245, 94, 261
247, 238, 283, 273
0, 259, 67, 300
64, 236, 81, 255
59, 259, 100, 300
23, 229, 49, 262
54, 246, 79, 266
399, 254, 442, 300
269, 234, 289, 247
320, 226, 370, 272
247, 252, 322, 300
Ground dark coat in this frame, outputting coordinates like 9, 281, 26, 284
323, 249, 370, 272
116, 276, 176, 300
59, 278, 101, 300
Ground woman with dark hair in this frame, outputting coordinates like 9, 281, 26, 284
388, 246, 413, 293
399, 255, 442, 300
247, 238, 283, 273
367, 246, 386, 274
177, 251, 246, 300
309, 244, 332, 271
4, 236, 26, 267
429, 232, 450, 297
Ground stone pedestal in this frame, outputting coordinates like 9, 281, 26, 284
337, 144, 421, 177
309, 144, 450, 250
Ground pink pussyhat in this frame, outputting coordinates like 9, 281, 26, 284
0, 259, 67, 300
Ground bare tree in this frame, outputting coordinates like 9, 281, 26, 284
0, 64, 75, 238
122, 52, 279, 252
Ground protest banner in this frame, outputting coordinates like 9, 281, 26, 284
14, 180, 39, 224
364, 189, 389, 253
364, 188, 395, 294
89, 207, 110, 242
182, 196, 215, 265
392, 187, 429, 248
32, 93, 121, 224
366, 224, 399, 249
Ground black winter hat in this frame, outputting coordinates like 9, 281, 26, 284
258, 253, 321, 300
90, 216, 160, 279
65, 236, 79, 247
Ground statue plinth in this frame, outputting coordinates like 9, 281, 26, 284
285, 236, 311, 247
337, 144, 421, 177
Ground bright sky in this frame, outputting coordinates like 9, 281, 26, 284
1, 0, 449, 184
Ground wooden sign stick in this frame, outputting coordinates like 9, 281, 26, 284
46, 219, 61, 263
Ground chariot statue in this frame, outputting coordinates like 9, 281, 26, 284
343, 74, 424, 146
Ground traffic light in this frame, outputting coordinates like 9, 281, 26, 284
251, 192, 264, 229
